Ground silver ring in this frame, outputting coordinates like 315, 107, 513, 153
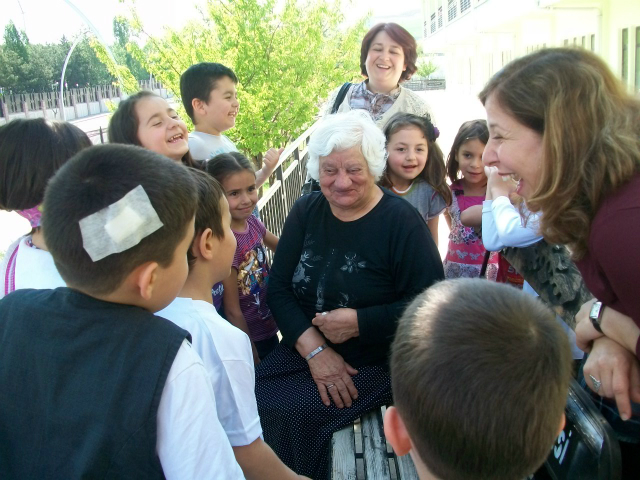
322, 311, 328, 316
589, 374, 602, 393
327, 383, 335, 389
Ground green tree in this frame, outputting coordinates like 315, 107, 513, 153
416, 59, 438, 79
4, 22, 29, 62
112, 17, 149, 80
120, 0, 367, 159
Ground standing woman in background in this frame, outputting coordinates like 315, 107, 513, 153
323, 22, 433, 129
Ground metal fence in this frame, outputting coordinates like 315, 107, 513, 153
402, 78, 446, 91
0, 80, 163, 117
257, 121, 318, 264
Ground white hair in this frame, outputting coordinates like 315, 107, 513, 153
306, 110, 387, 181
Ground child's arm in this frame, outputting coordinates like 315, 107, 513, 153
233, 438, 309, 480
444, 209, 452, 229
255, 147, 285, 188
427, 217, 439, 248
460, 205, 482, 228
263, 229, 279, 252
222, 269, 260, 364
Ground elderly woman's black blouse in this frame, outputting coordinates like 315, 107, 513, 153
267, 189, 444, 367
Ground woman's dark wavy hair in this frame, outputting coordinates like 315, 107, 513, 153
381, 113, 451, 206
446, 120, 489, 183
360, 23, 417, 82
108, 91, 196, 168
0, 118, 91, 211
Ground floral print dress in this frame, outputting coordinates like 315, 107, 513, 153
443, 180, 498, 280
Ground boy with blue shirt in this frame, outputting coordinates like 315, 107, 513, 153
0, 145, 243, 479
157, 169, 307, 480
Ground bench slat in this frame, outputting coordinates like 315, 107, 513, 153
331, 424, 357, 480
396, 453, 419, 480
361, 409, 391, 480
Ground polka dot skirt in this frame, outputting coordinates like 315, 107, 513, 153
255, 345, 392, 479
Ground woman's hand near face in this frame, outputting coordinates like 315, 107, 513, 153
583, 337, 640, 421
312, 308, 359, 344
307, 347, 359, 408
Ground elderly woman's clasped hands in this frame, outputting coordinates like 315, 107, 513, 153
312, 309, 359, 344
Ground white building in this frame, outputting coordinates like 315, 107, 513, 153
421, 0, 640, 94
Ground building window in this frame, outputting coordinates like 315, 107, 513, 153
591, 34, 595, 51
460, 0, 471, 13
438, 6, 443, 28
622, 28, 628, 82
431, 13, 436, 33
448, 0, 457, 22
581, 36, 586, 48
636, 27, 640, 92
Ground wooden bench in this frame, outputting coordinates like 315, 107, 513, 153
331, 406, 419, 480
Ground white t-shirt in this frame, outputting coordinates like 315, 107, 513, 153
157, 339, 245, 479
0, 236, 65, 299
157, 297, 262, 446
189, 131, 238, 161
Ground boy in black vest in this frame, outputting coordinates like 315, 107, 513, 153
0, 145, 244, 479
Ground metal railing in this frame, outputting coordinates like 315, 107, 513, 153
257, 121, 319, 263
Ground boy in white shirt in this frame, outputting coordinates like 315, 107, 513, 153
157, 169, 307, 480
180, 62, 283, 188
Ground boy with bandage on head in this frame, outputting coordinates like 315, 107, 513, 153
0, 144, 243, 479
384, 279, 572, 480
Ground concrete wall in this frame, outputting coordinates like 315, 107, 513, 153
0, 88, 169, 126
422, 0, 640, 95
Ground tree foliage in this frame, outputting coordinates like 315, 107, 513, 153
0, 20, 148, 93
416, 59, 438, 79
122, 0, 368, 158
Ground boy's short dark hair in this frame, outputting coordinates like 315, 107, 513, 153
187, 169, 226, 269
42, 144, 197, 295
0, 118, 91, 210
180, 63, 238, 123
391, 279, 572, 480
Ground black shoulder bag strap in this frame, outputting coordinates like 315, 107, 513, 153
331, 82, 352, 114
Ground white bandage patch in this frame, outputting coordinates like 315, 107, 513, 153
79, 185, 164, 262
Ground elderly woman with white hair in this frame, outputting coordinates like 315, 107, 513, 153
255, 111, 444, 478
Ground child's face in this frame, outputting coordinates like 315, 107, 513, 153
211, 196, 238, 282
150, 217, 195, 311
222, 170, 258, 224
198, 76, 240, 135
456, 138, 487, 186
386, 126, 428, 186
135, 96, 189, 162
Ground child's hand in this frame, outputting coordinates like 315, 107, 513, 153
485, 166, 517, 200
263, 147, 285, 174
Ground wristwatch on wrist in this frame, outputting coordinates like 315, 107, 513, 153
589, 301, 605, 334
